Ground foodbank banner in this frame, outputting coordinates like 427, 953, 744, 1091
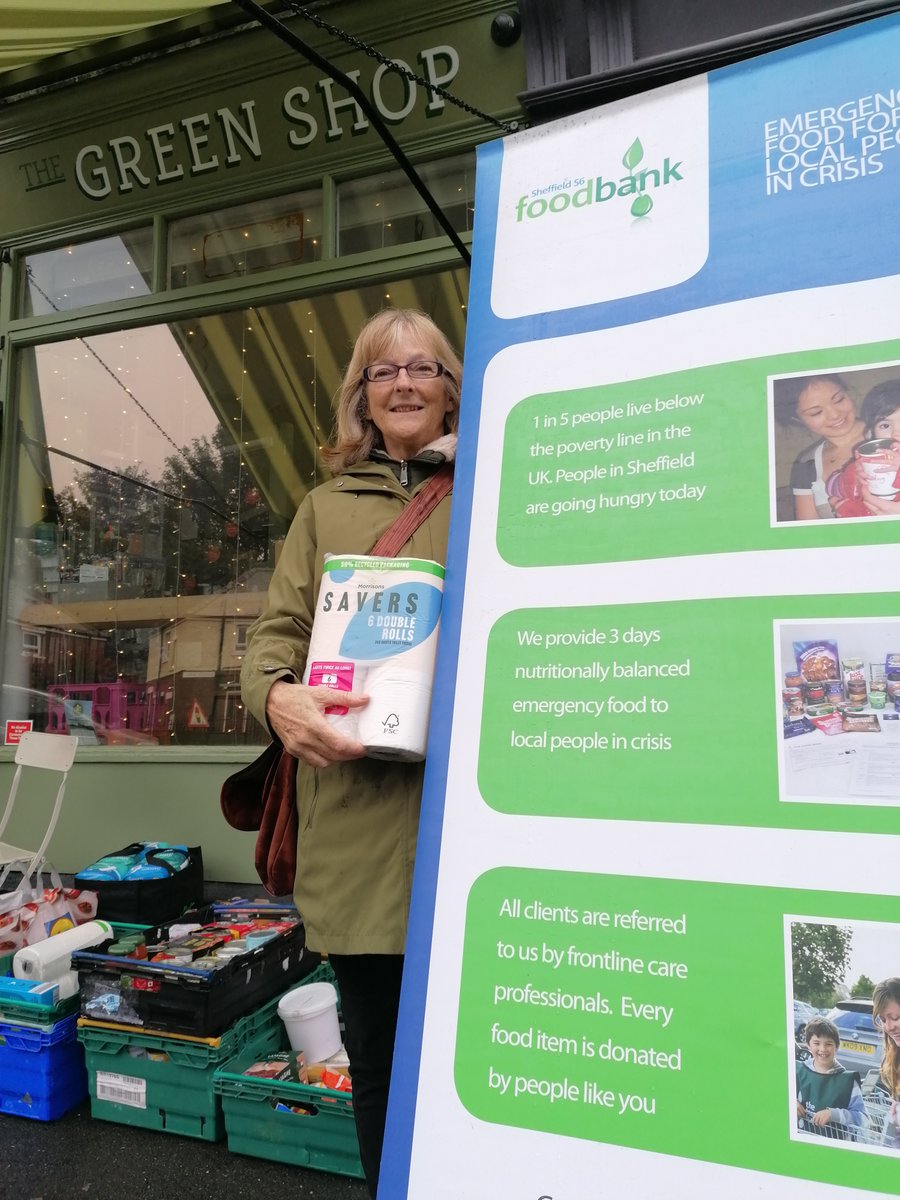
382, 13, 900, 1200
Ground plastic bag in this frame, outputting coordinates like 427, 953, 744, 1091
0, 860, 99, 953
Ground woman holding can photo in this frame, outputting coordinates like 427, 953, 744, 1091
873, 978, 900, 1148
825, 380, 900, 518
773, 373, 865, 520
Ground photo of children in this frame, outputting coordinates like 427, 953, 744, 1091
787, 917, 900, 1155
774, 618, 900, 804
770, 361, 900, 524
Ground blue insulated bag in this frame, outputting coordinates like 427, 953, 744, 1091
75, 842, 203, 923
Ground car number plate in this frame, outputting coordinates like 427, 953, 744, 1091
841, 1040, 874, 1054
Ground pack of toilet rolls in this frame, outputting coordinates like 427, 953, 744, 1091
303, 555, 445, 761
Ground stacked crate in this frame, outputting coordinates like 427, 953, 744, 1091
0, 990, 87, 1120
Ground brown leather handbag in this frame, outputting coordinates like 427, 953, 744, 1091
220, 464, 453, 895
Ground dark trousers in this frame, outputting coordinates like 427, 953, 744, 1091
328, 953, 404, 1199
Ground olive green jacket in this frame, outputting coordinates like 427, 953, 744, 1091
240, 454, 452, 954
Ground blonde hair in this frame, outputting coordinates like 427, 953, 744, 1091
321, 308, 462, 472
875, 978, 900, 1097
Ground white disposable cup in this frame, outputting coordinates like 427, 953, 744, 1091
277, 981, 341, 1063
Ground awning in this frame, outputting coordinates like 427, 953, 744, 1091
0, 1, 233, 75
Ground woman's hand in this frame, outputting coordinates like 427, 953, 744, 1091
266, 679, 368, 768
861, 484, 900, 516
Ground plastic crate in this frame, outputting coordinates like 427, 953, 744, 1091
73, 924, 319, 1037
214, 1044, 362, 1178
213, 962, 360, 1178
0, 1013, 87, 1120
77, 984, 294, 1141
0, 991, 80, 1029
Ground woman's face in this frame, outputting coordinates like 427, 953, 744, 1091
364, 335, 453, 462
795, 379, 857, 440
878, 998, 900, 1047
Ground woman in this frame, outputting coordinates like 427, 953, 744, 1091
240, 308, 461, 1197
873, 978, 900, 1148
773, 374, 864, 520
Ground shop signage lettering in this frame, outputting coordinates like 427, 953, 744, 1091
71, 44, 460, 201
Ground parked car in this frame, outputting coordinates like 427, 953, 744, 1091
826, 998, 884, 1080
794, 999, 816, 1039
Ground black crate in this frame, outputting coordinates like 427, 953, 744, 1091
73, 925, 321, 1038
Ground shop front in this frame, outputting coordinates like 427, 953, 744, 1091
0, 1, 525, 877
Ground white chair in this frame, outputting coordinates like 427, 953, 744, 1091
0, 732, 78, 877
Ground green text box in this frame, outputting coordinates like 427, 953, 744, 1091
498, 338, 900, 565
457, 869, 899, 1194
479, 593, 900, 835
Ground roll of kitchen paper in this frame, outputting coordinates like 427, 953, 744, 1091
303, 554, 444, 761
14, 919, 113, 979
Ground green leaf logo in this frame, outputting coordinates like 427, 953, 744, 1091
622, 138, 644, 171
631, 194, 653, 218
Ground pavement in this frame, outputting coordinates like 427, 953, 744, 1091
0, 880, 370, 1200
0, 1099, 369, 1200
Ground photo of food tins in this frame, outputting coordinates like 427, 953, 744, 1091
841, 657, 866, 685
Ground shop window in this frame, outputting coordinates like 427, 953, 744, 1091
22, 229, 154, 315
168, 190, 324, 289
338, 152, 475, 255
4, 265, 467, 748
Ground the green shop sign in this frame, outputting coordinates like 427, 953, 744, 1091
3, 6, 524, 238
67, 46, 459, 201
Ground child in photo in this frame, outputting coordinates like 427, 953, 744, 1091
796, 1017, 865, 1140
826, 380, 900, 517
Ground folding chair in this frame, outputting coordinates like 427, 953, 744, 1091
0, 732, 78, 877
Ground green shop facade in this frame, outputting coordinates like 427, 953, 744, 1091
0, 2, 525, 881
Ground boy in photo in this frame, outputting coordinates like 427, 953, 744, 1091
796, 1017, 865, 1140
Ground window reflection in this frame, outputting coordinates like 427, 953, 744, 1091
6, 268, 468, 746
168, 191, 324, 289
22, 230, 154, 315
338, 153, 475, 255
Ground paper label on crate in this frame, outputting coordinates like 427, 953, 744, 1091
95, 1071, 147, 1109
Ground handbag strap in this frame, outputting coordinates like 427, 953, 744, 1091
369, 463, 454, 558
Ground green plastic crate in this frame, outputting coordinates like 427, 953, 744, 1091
212, 960, 359, 1178
213, 1045, 362, 1178
0, 992, 80, 1029
77, 985, 289, 1141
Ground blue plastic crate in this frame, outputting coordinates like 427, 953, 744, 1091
0, 1013, 87, 1120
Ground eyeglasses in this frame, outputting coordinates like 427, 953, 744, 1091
362, 360, 445, 383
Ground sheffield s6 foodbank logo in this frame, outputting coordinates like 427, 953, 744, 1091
514, 138, 684, 223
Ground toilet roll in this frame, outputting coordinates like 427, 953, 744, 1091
303, 554, 444, 761
14, 918, 113, 979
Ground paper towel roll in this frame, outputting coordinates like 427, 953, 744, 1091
14, 919, 113, 979
303, 555, 444, 758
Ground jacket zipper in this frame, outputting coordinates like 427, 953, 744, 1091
399, 460, 408, 487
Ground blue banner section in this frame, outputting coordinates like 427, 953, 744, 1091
466, 12, 900, 361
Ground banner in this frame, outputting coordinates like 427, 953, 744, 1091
384, 13, 900, 1198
